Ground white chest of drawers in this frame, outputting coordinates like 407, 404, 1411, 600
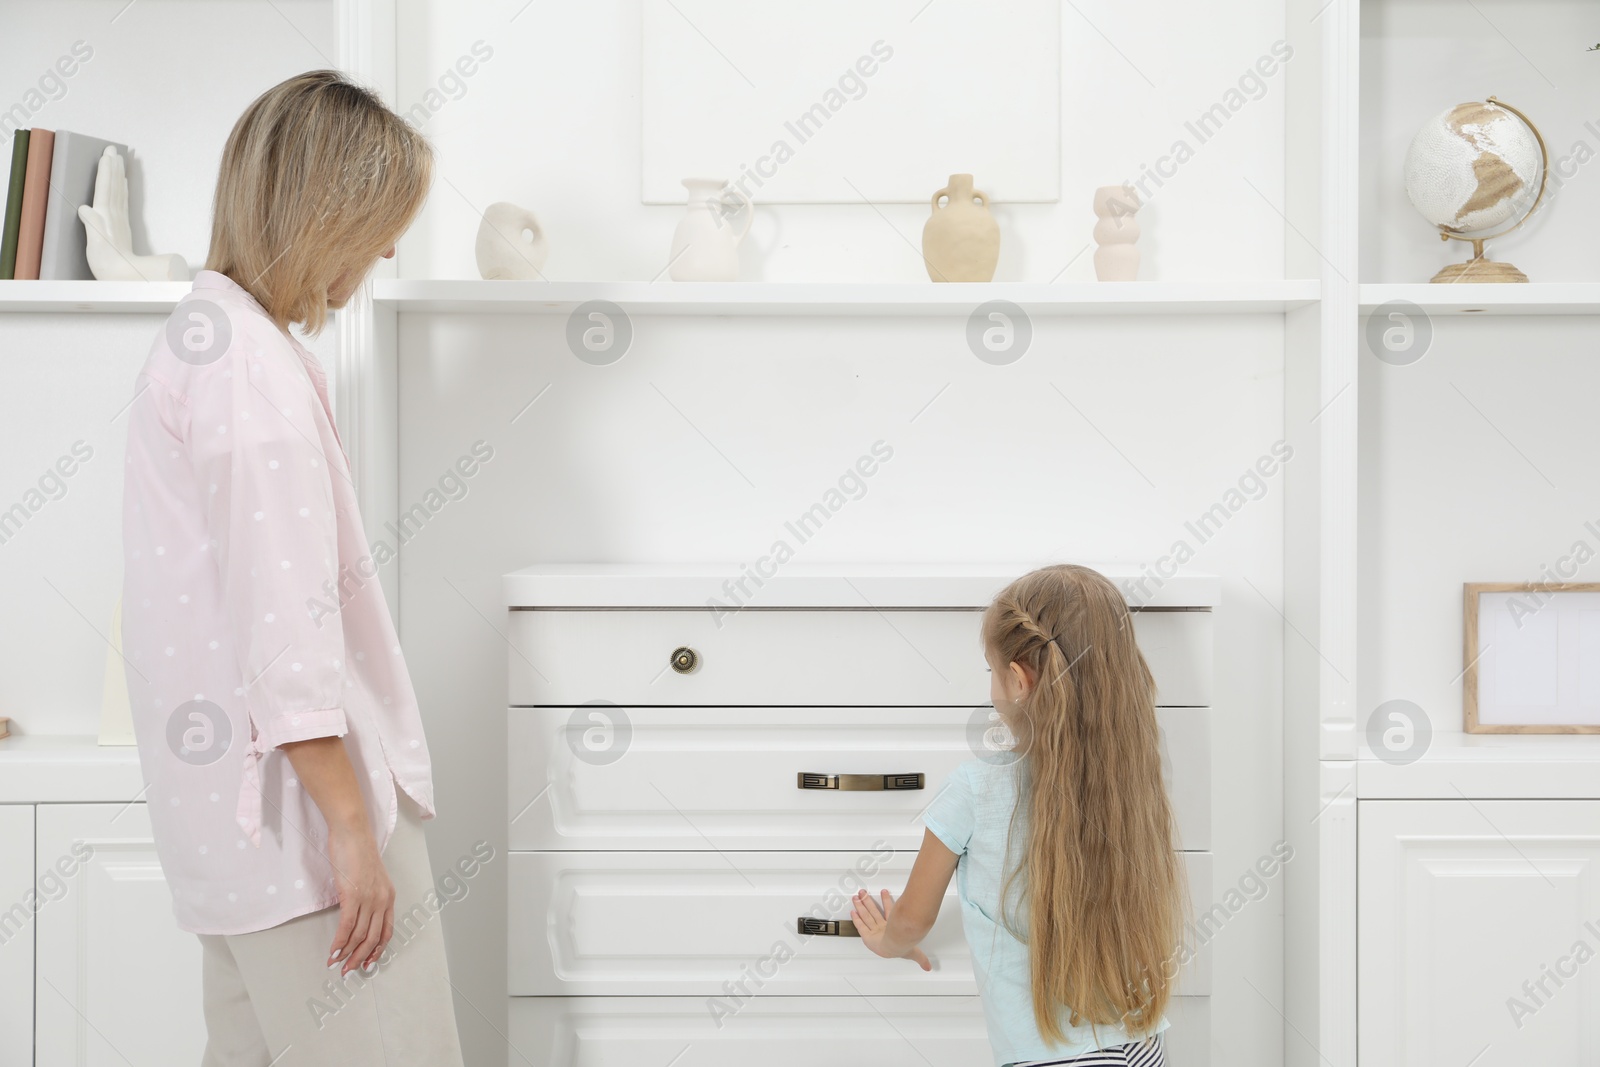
505, 564, 1216, 1066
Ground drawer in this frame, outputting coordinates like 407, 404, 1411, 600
507, 850, 1211, 997
508, 995, 1211, 1066
509, 706, 1210, 851
509, 608, 1212, 707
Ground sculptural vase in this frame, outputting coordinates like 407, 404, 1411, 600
921, 174, 1000, 282
1092, 185, 1141, 282
475, 202, 549, 280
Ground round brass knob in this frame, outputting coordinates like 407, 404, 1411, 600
670, 646, 699, 674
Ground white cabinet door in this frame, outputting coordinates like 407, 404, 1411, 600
508, 994, 1211, 1066
510, 608, 1212, 708
0, 805, 33, 1067
509, 850, 1211, 997
509, 706, 1209, 851
35, 803, 206, 1066
1360, 800, 1600, 1066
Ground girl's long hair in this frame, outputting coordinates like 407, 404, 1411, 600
205, 70, 433, 334
983, 564, 1185, 1041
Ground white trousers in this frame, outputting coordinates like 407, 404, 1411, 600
196, 791, 466, 1066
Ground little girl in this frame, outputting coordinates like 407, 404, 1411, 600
853, 564, 1183, 1066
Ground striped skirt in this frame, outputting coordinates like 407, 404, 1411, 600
1011, 1033, 1165, 1067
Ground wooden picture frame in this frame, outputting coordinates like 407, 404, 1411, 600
1464, 582, 1600, 733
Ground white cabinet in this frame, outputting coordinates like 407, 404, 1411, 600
1359, 799, 1600, 1066
507, 995, 1213, 1066
509, 705, 1210, 851
506, 565, 1217, 1065
34, 803, 205, 1066
509, 607, 1212, 708
0, 805, 34, 1067
508, 849, 1211, 997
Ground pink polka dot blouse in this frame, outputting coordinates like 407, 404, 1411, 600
120, 269, 436, 935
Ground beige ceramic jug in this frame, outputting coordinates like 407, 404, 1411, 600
921, 173, 1000, 282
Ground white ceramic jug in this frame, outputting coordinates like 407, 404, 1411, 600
668, 178, 752, 282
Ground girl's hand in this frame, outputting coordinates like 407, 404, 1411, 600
852, 888, 932, 971
326, 823, 395, 976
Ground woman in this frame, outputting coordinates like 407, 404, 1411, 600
120, 70, 464, 1065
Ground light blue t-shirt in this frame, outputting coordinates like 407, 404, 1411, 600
922, 759, 1169, 1067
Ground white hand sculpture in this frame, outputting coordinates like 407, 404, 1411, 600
76, 146, 188, 281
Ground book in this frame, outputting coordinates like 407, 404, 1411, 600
13, 127, 55, 280
42, 131, 130, 281
99, 598, 134, 746
1, 128, 29, 279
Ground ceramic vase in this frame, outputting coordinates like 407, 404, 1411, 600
921, 173, 1000, 282
475, 202, 549, 280
668, 178, 753, 282
1092, 185, 1141, 281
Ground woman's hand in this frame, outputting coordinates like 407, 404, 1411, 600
327, 821, 395, 976
852, 888, 932, 971
279, 735, 394, 976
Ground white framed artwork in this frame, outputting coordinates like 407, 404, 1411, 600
640, 0, 1062, 204
1464, 583, 1600, 733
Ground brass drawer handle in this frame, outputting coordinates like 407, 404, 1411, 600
797, 773, 925, 791
797, 917, 859, 937
670, 647, 698, 674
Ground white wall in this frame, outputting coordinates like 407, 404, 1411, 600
398, 0, 1294, 283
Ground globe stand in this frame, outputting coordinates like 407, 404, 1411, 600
1430, 238, 1529, 284
1423, 97, 1547, 285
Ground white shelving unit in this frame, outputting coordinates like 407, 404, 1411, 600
1294, 3, 1600, 1066
370, 279, 1321, 316
0, 734, 143, 802
0, 279, 193, 313
1355, 732, 1600, 799
1358, 282, 1600, 316
0, 278, 1320, 316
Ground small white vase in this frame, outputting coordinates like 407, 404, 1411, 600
476, 202, 548, 280
668, 178, 752, 282
1092, 185, 1141, 281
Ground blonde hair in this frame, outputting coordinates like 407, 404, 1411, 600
205, 70, 433, 334
982, 564, 1184, 1042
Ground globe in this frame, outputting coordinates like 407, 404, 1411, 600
1402, 98, 1547, 282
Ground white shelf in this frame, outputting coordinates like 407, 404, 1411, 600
0, 279, 193, 313
0, 734, 145, 803
1356, 732, 1600, 800
1360, 282, 1600, 316
0, 278, 1321, 316
373, 279, 1321, 316
503, 562, 1220, 609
